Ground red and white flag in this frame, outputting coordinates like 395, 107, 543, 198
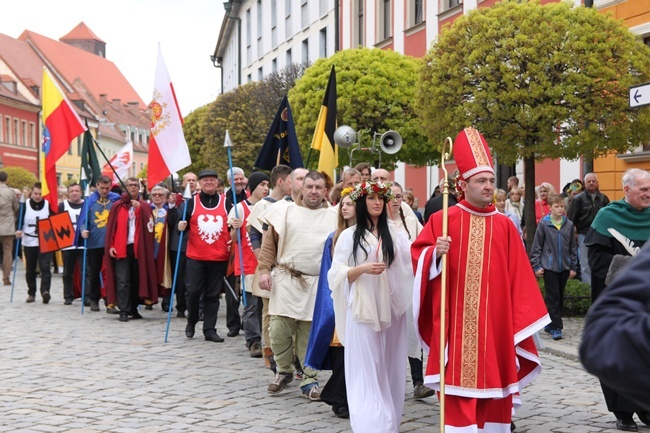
102, 141, 133, 185
147, 46, 191, 187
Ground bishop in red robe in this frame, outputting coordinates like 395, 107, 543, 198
411, 128, 550, 432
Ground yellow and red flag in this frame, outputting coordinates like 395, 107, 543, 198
310, 65, 338, 179
41, 67, 86, 211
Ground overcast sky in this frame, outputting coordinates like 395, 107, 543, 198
1, 0, 224, 116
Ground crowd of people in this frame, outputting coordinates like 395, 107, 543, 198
1, 128, 649, 432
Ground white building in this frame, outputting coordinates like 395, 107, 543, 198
213, 0, 338, 93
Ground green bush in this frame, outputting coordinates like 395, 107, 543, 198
538, 278, 591, 317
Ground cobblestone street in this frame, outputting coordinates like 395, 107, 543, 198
0, 266, 625, 432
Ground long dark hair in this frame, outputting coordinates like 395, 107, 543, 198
352, 194, 395, 267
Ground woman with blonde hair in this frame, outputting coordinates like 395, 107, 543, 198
534, 182, 556, 225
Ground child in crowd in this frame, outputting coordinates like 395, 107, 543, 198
529, 194, 577, 340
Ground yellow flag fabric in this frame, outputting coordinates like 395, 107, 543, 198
310, 66, 337, 179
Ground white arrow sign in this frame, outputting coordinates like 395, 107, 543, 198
629, 82, 650, 108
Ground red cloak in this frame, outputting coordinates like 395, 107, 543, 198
103, 196, 158, 307
411, 200, 550, 401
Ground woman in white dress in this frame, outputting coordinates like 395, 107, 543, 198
328, 181, 414, 433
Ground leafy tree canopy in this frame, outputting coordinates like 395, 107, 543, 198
2, 166, 37, 191
418, 0, 650, 163
289, 48, 435, 170
183, 64, 307, 182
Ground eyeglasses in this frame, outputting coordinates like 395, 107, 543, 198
127, 184, 139, 188
151, 193, 164, 197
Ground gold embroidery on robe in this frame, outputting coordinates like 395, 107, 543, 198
460, 214, 484, 388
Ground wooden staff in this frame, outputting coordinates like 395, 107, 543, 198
439, 136, 453, 433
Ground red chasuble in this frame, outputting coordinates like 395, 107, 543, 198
411, 200, 550, 402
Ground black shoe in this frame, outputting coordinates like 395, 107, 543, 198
42, 291, 51, 304
144, 304, 153, 310
90, 301, 100, 312
106, 306, 119, 314
616, 418, 639, 432
176, 310, 186, 318
131, 311, 143, 319
204, 332, 224, 343
162, 305, 169, 312
84, 299, 91, 307
637, 412, 650, 427
511, 421, 516, 432
198, 312, 204, 321
185, 322, 195, 338
64, 299, 73, 305
227, 329, 239, 337
333, 405, 350, 419
119, 312, 129, 322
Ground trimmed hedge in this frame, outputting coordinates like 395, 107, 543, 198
538, 278, 591, 317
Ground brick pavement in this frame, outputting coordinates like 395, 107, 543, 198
0, 265, 628, 432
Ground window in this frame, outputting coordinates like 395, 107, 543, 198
410, 0, 423, 26
29, 123, 35, 148
257, 0, 263, 39
5, 117, 10, 144
246, 9, 252, 47
286, 48, 292, 66
67, 173, 73, 181
272, 0, 278, 48
258, 67, 263, 80
301, 0, 309, 29
13, 119, 19, 145
378, 0, 392, 41
77, 134, 82, 155
319, 28, 327, 57
302, 38, 309, 64
354, 0, 364, 47
272, 58, 278, 73
319, 0, 328, 17
447, 0, 462, 9
247, 74, 252, 83
21, 121, 27, 148
286, 0, 291, 17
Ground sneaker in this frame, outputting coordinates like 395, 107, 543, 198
90, 301, 100, 312
106, 306, 120, 314
249, 341, 263, 358
268, 372, 293, 394
26, 295, 35, 303
301, 384, 321, 402
413, 383, 435, 399
42, 291, 51, 304
551, 329, 563, 340
145, 304, 153, 310
544, 324, 552, 333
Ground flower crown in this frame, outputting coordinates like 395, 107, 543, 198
349, 181, 394, 202
341, 186, 354, 198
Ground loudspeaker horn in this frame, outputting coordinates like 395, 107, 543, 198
379, 130, 402, 154
333, 125, 357, 149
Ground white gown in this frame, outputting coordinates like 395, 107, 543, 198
328, 225, 413, 433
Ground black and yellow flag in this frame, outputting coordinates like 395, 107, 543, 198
310, 66, 338, 179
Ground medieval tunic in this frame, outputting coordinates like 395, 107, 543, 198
263, 202, 336, 321
411, 200, 550, 428
328, 224, 413, 433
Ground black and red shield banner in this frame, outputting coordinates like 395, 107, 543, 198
37, 213, 75, 253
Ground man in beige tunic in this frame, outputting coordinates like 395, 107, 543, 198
258, 170, 336, 401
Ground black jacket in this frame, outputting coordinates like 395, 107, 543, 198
567, 190, 610, 234
581, 242, 650, 412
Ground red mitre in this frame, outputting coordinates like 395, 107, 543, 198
454, 127, 494, 181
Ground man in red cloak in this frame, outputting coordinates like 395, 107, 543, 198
104, 178, 158, 321
411, 128, 550, 432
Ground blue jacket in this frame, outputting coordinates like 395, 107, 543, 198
529, 214, 578, 273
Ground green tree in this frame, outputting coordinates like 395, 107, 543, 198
418, 0, 650, 249
289, 48, 433, 171
184, 64, 306, 183
2, 166, 37, 191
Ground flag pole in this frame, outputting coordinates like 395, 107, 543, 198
224, 130, 247, 307
80, 184, 92, 315
91, 139, 128, 191
305, 148, 313, 168
438, 136, 453, 433
10, 194, 26, 302
164, 184, 191, 343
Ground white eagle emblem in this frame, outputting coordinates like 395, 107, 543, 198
198, 214, 224, 245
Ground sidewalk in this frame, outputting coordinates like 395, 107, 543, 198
537, 316, 584, 362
